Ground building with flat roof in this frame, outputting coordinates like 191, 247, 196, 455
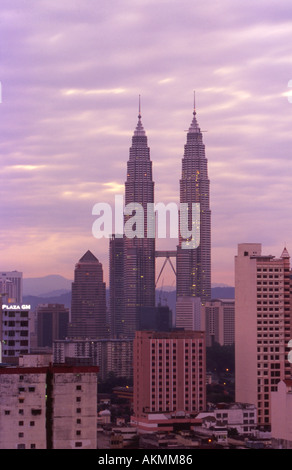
0, 363, 99, 449
235, 243, 292, 429
53, 338, 133, 380
0, 271, 23, 304
204, 299, 235, 347
132, 330, 206, 432
1, 304, 30, 364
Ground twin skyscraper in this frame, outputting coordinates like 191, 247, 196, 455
110, 97, 211, 339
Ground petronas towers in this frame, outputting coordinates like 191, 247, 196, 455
110, 97, 211, 339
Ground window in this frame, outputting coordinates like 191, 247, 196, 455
5, 410, 10, 415
28, 387, 35, 392
30, 421, 35, 427
75, 442, 82, 448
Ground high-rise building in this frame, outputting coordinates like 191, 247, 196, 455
0, 363, 99, 449
68, 250, 107, 339
1, 304, 30, 364
0, 271, 23, 304
36, 303, 69, 348
176, 100, 211, 305
132, 330, 206, 432
204, 299, 235, 347
123, 105, 155, 338
175, 296, 203, 331
109, 234, 124, 338
235, 243, 292, 429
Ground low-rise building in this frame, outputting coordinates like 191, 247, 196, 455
196, 402, 257, 436
271, 379, 292, 448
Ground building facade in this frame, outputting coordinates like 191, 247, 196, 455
0, 366, 47, 449
132, 330, 206, 432
271, 379, 292, 448
0, 364, 99, 449
0, 271, 23, 304
68, 250, 107, 339
176, 102, 211, 306
204, 299, 235, 347
235, 243, 292, 429
175, 296, 204, 331
1, 304, 30, 364
36, 303, 69, 348
53, 338, 133, 381
109, 234, 124, 338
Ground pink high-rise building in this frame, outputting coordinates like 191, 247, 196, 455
235, 243, 292, 429
132, 330, 206, 432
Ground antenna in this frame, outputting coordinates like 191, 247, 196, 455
138, 94, 141, 119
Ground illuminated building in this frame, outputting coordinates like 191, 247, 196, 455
123, 104, 155, 338
176, 100, 211, 305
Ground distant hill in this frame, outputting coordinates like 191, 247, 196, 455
23, 275, 72, 296
23, 284, 234, 312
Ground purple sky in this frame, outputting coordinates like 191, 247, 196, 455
1, 0, 292, 288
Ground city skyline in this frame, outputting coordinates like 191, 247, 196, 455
1, 1, 292, 289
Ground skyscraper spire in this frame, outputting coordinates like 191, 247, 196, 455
134, 95, 145, 136
188, 90, 199, 133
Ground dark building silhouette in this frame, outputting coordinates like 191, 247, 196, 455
109, 234, 124, 338
37, 303, 69, 347
176, 100, 211, 305
139, 305, 173, 332
68, 250, 107, 339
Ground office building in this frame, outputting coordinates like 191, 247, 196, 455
176, 101, 211, 305
235, 243, 292, 429
36, 303, 69, 348
68, 250, 107, 339
139, 305, 173, 331
123, 105, 155, 338
1, 304, 30, 364
53, 338, 133, 380
0, 271, 23, 304
132, 330, 206, 432
204, 299, 235, 347
175, 296, 204, 331
109, 234, 124, 338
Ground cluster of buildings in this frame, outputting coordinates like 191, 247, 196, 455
1, 101, 292, 449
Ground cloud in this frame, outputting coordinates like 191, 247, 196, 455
1, 0, 292, 286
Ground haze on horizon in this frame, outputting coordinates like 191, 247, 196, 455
1, 0, 292, 289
